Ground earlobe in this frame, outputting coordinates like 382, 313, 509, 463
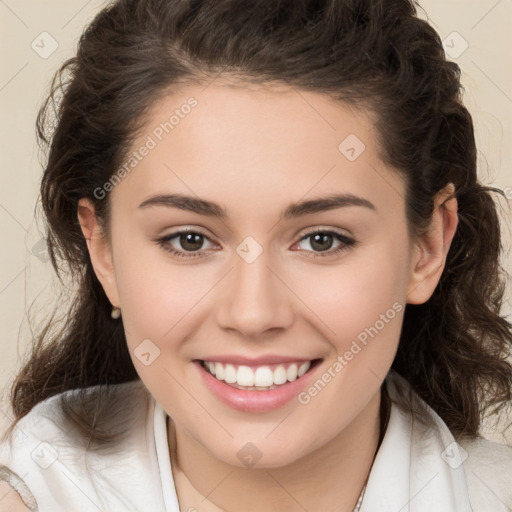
407, 184, 459, 305
77, 198, 120, 308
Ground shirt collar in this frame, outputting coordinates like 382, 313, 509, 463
360, 370, 472, 511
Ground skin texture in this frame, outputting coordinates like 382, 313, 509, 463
78, 82, 458, 512
0, 482, 30, 512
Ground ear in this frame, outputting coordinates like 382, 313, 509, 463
77, 198, 120, 308
407, 183, 459, 305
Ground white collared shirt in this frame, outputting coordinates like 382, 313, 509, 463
1, 370, 511, 511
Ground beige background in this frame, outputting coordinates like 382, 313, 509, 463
1, 1, 511, 443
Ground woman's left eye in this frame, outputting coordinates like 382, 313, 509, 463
293, 229, 356, 258
155, 228, 356, 260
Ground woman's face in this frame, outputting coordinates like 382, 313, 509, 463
80, 81, 451, 468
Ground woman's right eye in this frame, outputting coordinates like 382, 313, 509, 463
156, 230, 216, 259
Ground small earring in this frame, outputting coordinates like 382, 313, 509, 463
111, 306, 121, 319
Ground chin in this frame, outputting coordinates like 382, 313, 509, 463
206, 437, 310, 470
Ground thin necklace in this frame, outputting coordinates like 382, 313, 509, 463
352, 480, 368, 512
169, 384, 389, 512
353, 381, 390, 512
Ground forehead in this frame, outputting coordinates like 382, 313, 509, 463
109, 81, 405, 222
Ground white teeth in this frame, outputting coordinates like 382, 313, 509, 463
224, 364, 237, 383
214, 362, 224, 380
237, 366, 254, 386
273, 365, 288, 385
203, 360, 312, 389
287, 363, 298, 382
254, 367, 274, 387
298, 362, 310, 377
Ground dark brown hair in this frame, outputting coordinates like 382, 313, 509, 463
3, 0, 512, 447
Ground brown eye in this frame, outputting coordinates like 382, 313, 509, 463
177, 232, 205, 251
309, 232, 335, 252
156, 229, 217, 259
294, 230, 356, 259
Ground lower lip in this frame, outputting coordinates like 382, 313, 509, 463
193, 359, 322, 413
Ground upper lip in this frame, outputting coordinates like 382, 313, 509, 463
195, 355, 320, 366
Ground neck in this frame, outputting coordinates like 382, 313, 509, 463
168, 385, 389, 512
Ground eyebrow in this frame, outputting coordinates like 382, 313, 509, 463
138, 193, 377, 220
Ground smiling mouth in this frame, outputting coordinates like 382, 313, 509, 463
197, 358, 323, 391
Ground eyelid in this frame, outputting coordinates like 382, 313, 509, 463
160, 226, 216, 240
158, 224, 352, 246
295, 224, 353, 239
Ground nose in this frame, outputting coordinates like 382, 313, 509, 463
216, 249, 295, 339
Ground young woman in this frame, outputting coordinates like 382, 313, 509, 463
1, 0, 511, 511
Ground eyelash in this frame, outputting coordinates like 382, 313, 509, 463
155, 228, 357, 260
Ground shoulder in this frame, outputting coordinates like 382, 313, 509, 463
2, 379, 150, 451
0, 380, 164, 511
458, 435, 512, 511
385, 370, 512, 510
0, 482, 30, 512
459, 434, 512, 465
0, 475, 36, 512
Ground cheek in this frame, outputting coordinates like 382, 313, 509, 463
285, 238, 409, 398
285, 246, 407, 429
112, 250, 214, 404
114, 253, 211, 346
292, 239, 408, 334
